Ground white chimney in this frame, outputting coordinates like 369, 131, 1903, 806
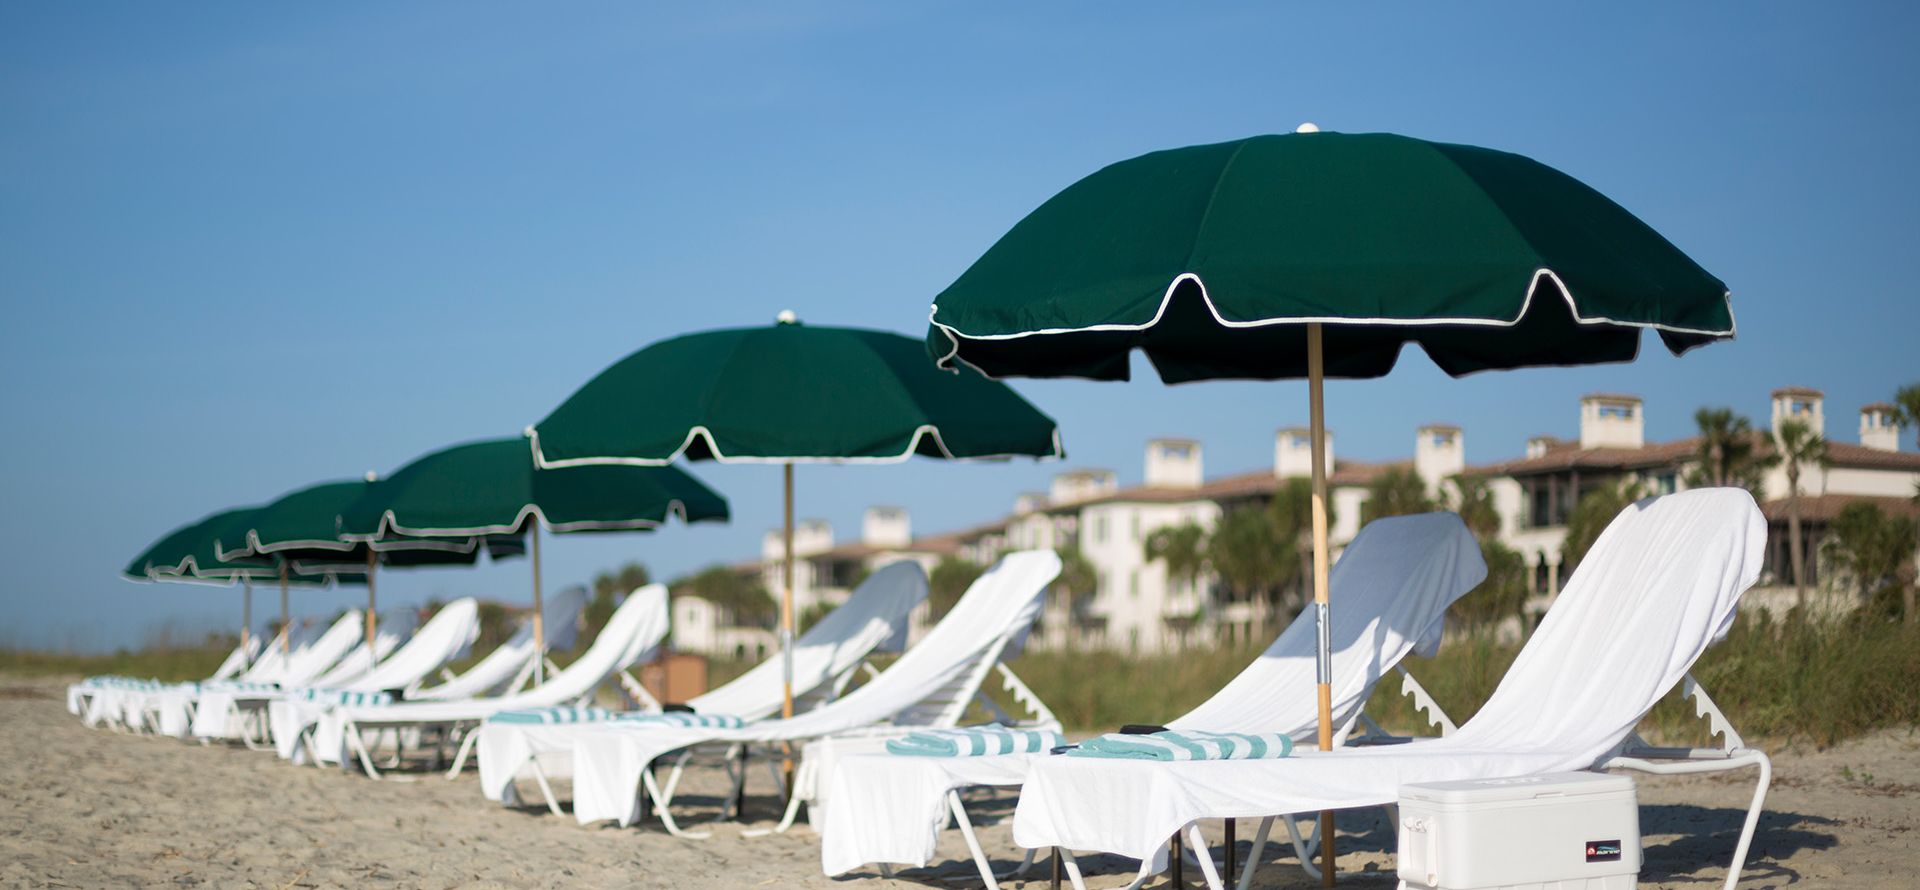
1578, 394, 1644, 450
1861, 403, 1902, 452
1049, 469, 1117, 505
1013, 491, 1048, 514
1144, 438, 1203, 488
1770, 387, 1825, 439
1274, 427, 1335, 479
1415, 424, 1464, 495
862, 506, 910, 548
1526, 435, 1556, 459
763, 519, 833, 561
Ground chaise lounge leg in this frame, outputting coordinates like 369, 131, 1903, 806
529, 758, 565, 817
949, 791, 1001, 890
446, 726, 480, 778
640, 765, 712, 839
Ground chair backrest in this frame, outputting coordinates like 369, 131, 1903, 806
481, 584, 670, 709
307, 608, 421, 689
1171, 511, 1485, 735
1452, 488, 1765, 762
235, 620, 325, 683
207, 636, 261, 681
346, 598, 481, 692
412, 587, 590, 700
688, 560, 929, 718
753, 550, 1061, 739
276, 610, 367, 686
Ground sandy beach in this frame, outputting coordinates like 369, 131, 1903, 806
6, 675, 1915, 889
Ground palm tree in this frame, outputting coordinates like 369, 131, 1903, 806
1051, 545, 1100, 647
1206, 505, 1284, 638
1690, 407, 1744, 487
1361, 465, 1435, 524
1775, 418, 1831, 611
1447, 474, 1502, 539
1687, 408, 1775, 493
1823, 503, 1920, 624
1266, 477, 1319, 604
671, 564, 773, 627
588, 561, 652, 642
1561, 478, 1644, 573
1894, 383, 1920, 452
1143, 523, 1208, 592
927, 556, 985, 620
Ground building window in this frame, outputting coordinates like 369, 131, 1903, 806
1129, 570, 1140, 599
1130, 514, 1141, 541
1654, 472, 1677, 495
1791, 399, 1812, 415
1599, 404, 1635, 419
1160, 443, 1192, 459
1093, 515, 1107, 544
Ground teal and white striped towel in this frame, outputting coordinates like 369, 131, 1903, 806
489, 707, 616, 725
297, 688, 394, 707
885, 724, 1067, 757
610, 711, 744, 729
1065, 730, 1293, 761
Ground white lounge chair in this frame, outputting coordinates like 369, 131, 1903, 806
476, 560, 930, 811
269, 598, 483, 761
564, 550, 1063, 836
293, 589, 590, 767
69, 634, 258, 726
820, 511, 1486, 884
190, 606, 397, 744
327, 584, 670, 778
139, 612, 362, 739
1013, 489, 1770, 890
409, 587, 590, 703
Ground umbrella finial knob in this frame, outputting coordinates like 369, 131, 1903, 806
776, 309, 800, 325
1295, 122, 1320, 134
364, 470, 378, 483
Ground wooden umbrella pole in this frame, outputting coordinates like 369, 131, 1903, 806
781, 462, 797, 796
1308, 322, 1337, 885
241, 577, 252, 651
531, 521, 545, 687
365, 549, 379, 656
279, 561, 291, 657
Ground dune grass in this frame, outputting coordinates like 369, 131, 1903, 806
0, 638, 241, 683
1004, 613, 1920, 747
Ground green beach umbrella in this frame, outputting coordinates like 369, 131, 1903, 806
127, 507, 364, 655
338, 435, 729, 682
927, 127, 1734, 879
218, 478, 501, 655
532, 317, 1062, 726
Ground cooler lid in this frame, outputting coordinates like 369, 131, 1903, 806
1400, 771, 1633, 805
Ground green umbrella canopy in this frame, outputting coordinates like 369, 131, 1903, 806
928, 130, 1734, 382
126, 507, 362, 588
531, 319, 1064, 467
338, 436, 729, 540
215, 478, 496, 568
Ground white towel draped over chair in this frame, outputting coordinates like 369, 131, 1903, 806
819, 511, 1485, 880
564, 550, 1063, 832
475, 560, 929, 806
1012, 489, 1770, 890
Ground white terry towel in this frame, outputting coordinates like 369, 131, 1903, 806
1010, 488, 1765, 862
567, 551, 1061, 827
818, 511, 1484, 876
474, 560, 927, 803
270, 599, 481, 760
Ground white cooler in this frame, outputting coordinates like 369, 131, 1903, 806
1397, 772, 1639, 890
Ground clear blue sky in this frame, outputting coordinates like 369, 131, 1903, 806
3, 3, 1915, 652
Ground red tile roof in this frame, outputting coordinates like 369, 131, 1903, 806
1760, 494, 1920, 523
